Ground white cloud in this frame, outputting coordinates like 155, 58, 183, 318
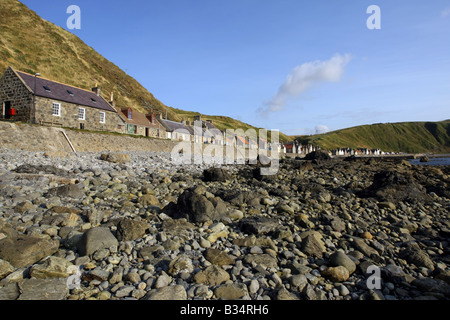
442, 7, 450, 17
315, 124, 330, 134
257, 53, 352, 117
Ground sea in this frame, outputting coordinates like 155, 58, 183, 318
408, 157, 450, 166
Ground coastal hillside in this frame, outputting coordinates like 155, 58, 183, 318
0, 0, 289, 141
293, 120, 450, 154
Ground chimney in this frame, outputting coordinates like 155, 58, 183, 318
194, 115, 201, 122
206, 119, 213, 124
92, 83, 101, 96
181, 117, 186, 124
109, 91, 115, 106
156, 113, 163, 120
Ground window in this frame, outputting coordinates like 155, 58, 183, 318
99, 112, 105, 124
78, 107, 85, 120
52, 103, 60, 116
43, 85, 51, 92
90, 98, 96, 103
67, 90, 74, 96
128, 110, 132, 119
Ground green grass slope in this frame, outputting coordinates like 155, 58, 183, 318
0, 0, 290, 140
294, 120, 450, 154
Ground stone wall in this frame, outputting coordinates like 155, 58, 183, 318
0, 121, 178, 153
34, 96, 120, 133
0, 121, 280, 163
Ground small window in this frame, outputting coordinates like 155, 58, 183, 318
52, 103, 60, 116
67, 90, 74, 96
78, 107, 85, 120
128, 110, 132, 119
90, 98, 96, 103
43, 85, 51, 92
99, 112, 105, 124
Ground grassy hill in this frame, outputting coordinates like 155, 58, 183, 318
293, 120, 450, 154
0, 0, 289, 141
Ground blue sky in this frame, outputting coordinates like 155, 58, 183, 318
20, 0, 450, 135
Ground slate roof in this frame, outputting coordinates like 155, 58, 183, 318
158, 118, 192, 133
116, 107, 162, 128
16, 70, 116, 113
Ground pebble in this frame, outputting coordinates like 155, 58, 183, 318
0, 149, 448, 302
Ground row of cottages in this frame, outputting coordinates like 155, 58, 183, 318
0, 66, 168, 138
0, 66, 280, 149
282, 141, 318, 154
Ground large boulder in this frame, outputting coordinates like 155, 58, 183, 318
0, 234, 59, 268
115, 218, 150, 241
77, 227, 118, 256
304, 150, 331, 160
46, 183, 85, 199
203, 168, 231, 182
359, 170, 431, 204
165, 187, 228, 223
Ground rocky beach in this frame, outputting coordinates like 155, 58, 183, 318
0, 148, 449, 301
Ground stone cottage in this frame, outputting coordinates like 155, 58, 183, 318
157, 115, 192, 142
115, 107, 166, 138
0, 66, 119, 132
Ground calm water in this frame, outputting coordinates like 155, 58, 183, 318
408, 157, 450, 166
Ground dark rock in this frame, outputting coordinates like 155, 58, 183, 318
411, 278, 450, 297
330, 250, 356, 274
14, 164, 67, 176
203, 168, 231, 182
115, 218, 150, 241
46, 183, 84, 199
239, 216, 279, 235
166, 188, 227, 223
304, 150, 331, 161
359, 170, 431, 204
399, 248, 435, 271
301, 234, 326, 258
